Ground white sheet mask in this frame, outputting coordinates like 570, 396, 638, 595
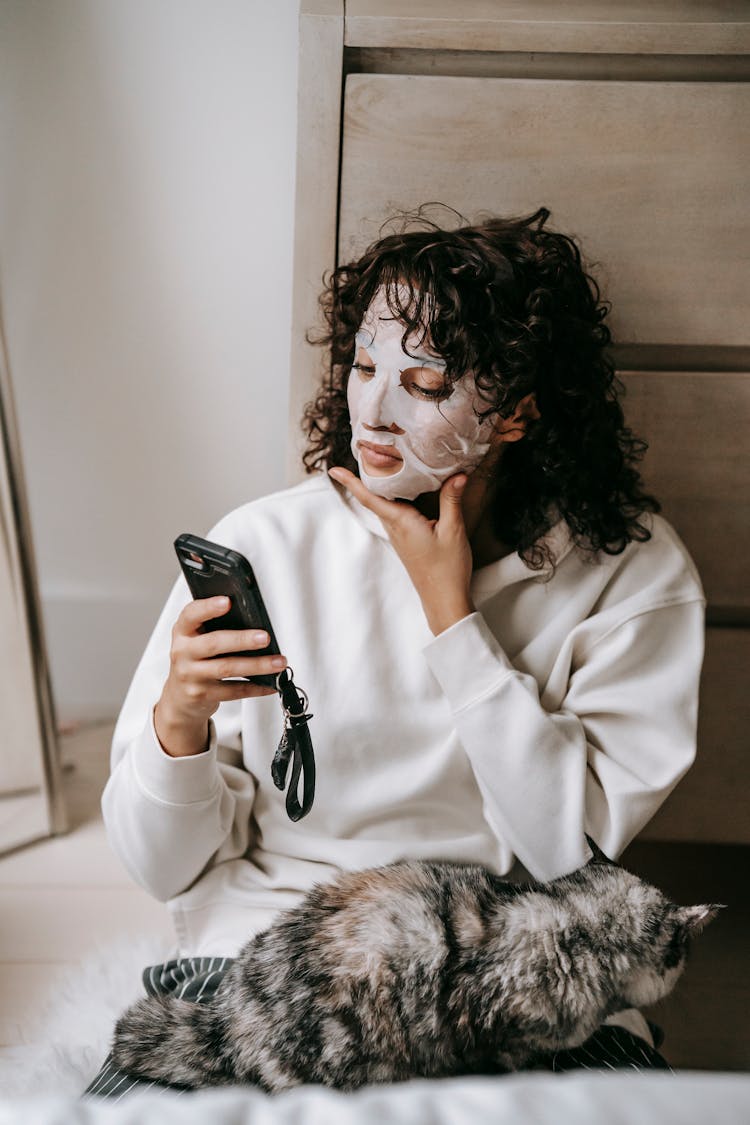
347, 290, 495, 500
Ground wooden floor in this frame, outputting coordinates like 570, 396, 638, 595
0, 721, 746, 1072
0, 720, 172, 1053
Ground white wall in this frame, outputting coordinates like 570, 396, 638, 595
0, 0, 301, 722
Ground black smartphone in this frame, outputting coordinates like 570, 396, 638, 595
174, 533, 282, 689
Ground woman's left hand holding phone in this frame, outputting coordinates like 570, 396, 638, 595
154, 596, 285, 757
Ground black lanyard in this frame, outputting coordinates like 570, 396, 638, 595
270, 668, 315, 821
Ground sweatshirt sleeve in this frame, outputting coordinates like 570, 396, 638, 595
101, 571, 257, 902
422, 599, 705, 882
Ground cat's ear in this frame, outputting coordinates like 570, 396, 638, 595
675, 904, 725, 934
584, 834, 616, 866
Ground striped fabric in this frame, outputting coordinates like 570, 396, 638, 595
83, 957, 670, 1101
84, 958, 231, 1101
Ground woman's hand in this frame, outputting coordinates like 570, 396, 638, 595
154, 597, 284, 756
328, 468, 476, 635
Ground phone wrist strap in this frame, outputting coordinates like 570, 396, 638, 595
271, 669, 315, 821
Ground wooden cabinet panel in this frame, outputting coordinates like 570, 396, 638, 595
640, 628, 750, 844
618, 371, 750, 611
345, 1, 750, 54
340, 74, 750, 347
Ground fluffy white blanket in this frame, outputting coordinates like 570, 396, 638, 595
0, 933, 175, 1098
3, 1072, 750, 1125
1, 937, 749, 1124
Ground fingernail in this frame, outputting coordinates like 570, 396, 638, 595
328, 467, 343, 481
253, 631, 269, 644
271, 656, 287, 668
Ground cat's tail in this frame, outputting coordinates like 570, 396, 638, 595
110, 995, 234, 1088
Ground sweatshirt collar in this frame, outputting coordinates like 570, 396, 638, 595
328, 473, 574, 588
471, 518, 574, 598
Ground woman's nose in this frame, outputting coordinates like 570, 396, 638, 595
360, 369, 393, 429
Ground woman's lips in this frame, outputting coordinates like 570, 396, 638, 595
358, 440, 403, 470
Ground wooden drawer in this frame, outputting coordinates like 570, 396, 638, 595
641, 628, 750, 844
618, 371, 750, 612
345, 1, 750, 55
294, 2, 750, 851
340, 74, 750, 347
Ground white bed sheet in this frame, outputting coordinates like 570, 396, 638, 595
2, 1071, 749, 1125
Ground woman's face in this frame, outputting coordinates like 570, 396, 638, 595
346, 289, 495, 500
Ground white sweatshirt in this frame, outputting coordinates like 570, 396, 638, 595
103, 473, 705, 960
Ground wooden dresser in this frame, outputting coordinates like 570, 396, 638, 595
288, 1, 750, 1069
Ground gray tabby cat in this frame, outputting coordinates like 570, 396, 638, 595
111, 849, 719, 1091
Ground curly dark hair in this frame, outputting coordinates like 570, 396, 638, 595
301, 205, 659, 572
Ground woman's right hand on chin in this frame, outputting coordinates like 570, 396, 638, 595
154, 597, 285, 757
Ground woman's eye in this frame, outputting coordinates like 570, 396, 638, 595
352, 362, 376, 377
411, 383, 450, 400
400, 365, 451, 402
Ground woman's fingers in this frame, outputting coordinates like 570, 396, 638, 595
174, 676, 279, 710
177, 595, 232, 635
184, 622, 287, 681
204, 681, 278, 701
193, 653, 287, 683
163, 596, 286, 726
438, 474, 468, 531
328, 467, 409, 523
166, 594, 289, 714
190, 627, 271, 659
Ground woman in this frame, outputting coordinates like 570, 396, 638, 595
88, 207, 704, 1096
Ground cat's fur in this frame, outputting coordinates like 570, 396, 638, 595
111, 852, 719, 1091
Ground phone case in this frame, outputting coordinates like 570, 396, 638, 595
174, 533, 281, 688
